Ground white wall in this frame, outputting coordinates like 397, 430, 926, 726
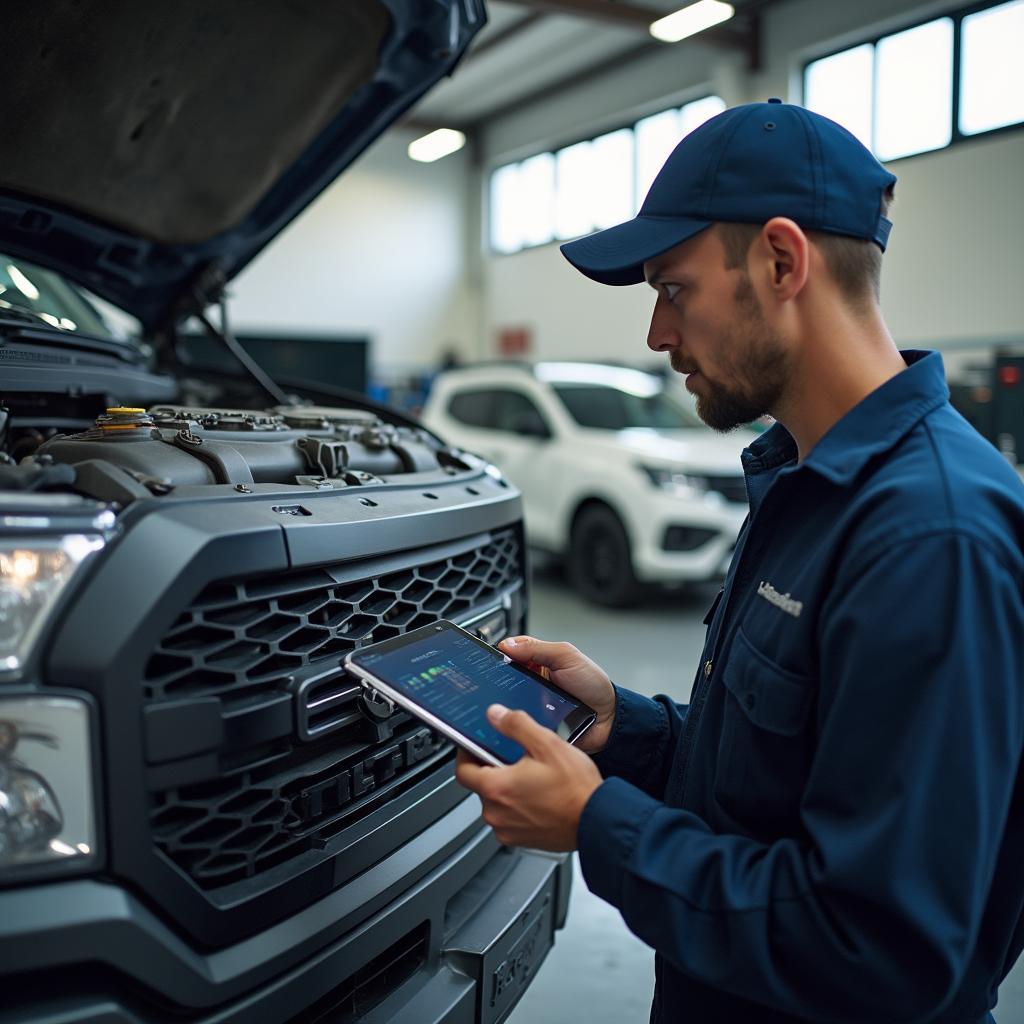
480, 0, 1024, 366
228, 131, 477, 379
225, 0, 1024, 378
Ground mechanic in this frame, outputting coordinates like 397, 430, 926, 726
455, 99, 1024, 1023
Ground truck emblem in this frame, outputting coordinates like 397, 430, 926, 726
286, 727, 444, 834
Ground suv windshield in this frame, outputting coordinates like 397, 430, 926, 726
0, 254, 125, 341
552, 381, 705, 430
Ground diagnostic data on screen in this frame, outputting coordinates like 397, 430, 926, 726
356, 629, 579, 762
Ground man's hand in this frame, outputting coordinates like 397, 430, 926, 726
497, 635, 616, 753
455, 704, 604, 852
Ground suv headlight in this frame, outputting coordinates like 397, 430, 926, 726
0, 535, 105, 674
0, 696, 96, 870
637, 464, 710, 496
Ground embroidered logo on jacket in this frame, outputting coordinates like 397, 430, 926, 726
756, 581, 803, 618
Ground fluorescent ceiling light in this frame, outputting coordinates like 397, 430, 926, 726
408, 128, 466, 163
650, 0, 734, 43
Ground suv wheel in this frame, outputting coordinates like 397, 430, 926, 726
568, 505, 641, 606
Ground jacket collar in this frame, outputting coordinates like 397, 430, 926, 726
742, 350, 949, 486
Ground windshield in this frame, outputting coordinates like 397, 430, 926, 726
552, 381, 706, 430
0, 254, 128, 341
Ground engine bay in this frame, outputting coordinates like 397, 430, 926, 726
1, 402, 474, 505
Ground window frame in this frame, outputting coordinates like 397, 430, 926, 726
802, 0, 1024, 164
487, 93, 725, 257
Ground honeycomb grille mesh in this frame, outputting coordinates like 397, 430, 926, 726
145, 529, 521, 888
144, 529, 520, 703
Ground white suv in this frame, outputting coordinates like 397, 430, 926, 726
421, 361, 753, 605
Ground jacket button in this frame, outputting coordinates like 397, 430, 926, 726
744, 692, 756, 711
704, 660, 713, 678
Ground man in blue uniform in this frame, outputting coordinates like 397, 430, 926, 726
455, 100, 1024, 1023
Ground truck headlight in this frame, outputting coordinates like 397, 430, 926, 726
637, 464, 710, 496
0, 535, 105, 674
0, 697, 96, 870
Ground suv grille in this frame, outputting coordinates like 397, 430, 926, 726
144, 528, 521, 888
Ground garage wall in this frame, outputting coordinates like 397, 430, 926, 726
479, 0, 1024, 365
223, 0, 1022, 379
227, 130, 477, 378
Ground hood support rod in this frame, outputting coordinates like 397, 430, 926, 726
193, 290, 290, 407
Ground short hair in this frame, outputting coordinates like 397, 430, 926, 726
715, 185, 895, 309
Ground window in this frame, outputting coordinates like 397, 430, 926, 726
589, 129, 634, 230
635, 109, 684, 210
554, 129, 634, 240
803, 44, 874, 149
555, 140, 595, 240
517, 154, 556, 249
553, 383, 704, 430
873, 19, 953, 160
488, 155, 556, 254
493, 391, 551, 436
490, 95, 724, 255
960, 0, 1024, 135
448, 388, 551, 437
0, 254, 118, 340
489, 166, 522, 256
448, 389, 499, 428
804, 0, 1023, 162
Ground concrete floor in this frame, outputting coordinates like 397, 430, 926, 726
507, 565, 1024, 1024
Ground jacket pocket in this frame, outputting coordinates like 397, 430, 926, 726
713, 627, 815, 835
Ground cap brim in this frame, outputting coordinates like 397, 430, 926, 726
560, 215, 712, 286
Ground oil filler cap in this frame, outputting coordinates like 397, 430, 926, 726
96, 407, 154, 432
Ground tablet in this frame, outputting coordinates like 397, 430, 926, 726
344, 619, 597, 766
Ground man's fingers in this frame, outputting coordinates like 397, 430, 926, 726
454, 749, 490, 792
488, 704, 555, 757
498, 636, 576, 676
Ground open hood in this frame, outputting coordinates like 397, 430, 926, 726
0, 0, 483, 330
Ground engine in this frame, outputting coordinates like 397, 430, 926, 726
11, 404, 472, 504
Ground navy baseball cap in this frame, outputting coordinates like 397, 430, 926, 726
560, 99, 897, 286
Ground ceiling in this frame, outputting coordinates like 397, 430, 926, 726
407, 0, 776, 132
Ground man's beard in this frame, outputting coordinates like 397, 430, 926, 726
672, 274, 789, 432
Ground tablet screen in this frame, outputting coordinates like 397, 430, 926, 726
353, 625, 582, 762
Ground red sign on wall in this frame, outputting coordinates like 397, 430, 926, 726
497, 327, 531, 355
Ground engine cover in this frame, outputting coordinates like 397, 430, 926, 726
35, 404, 465, 492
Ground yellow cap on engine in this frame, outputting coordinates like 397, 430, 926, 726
106, 407, 146, 415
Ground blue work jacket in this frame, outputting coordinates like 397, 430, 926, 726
578, 351, 1024, 1024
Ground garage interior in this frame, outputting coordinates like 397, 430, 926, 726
223, 1, 1024, 1019
2, 0, 1022, 1021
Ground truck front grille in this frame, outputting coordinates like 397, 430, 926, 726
144, 528, 522, 888
144, 528, 520, 703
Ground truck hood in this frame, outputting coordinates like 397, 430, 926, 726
589, 427, 752, 474
0, 0, 483, 329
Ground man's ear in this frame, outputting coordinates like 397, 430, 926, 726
757, 217, 809, 302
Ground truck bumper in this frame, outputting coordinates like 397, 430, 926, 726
1, 797, 572, 1024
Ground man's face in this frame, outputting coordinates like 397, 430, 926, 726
644, 226, 790, 432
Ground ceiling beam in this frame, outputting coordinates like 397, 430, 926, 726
400, 0, 772, 135
465, 10, 547, 61
466, 36, 661, 130
466, 7, 760, 129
